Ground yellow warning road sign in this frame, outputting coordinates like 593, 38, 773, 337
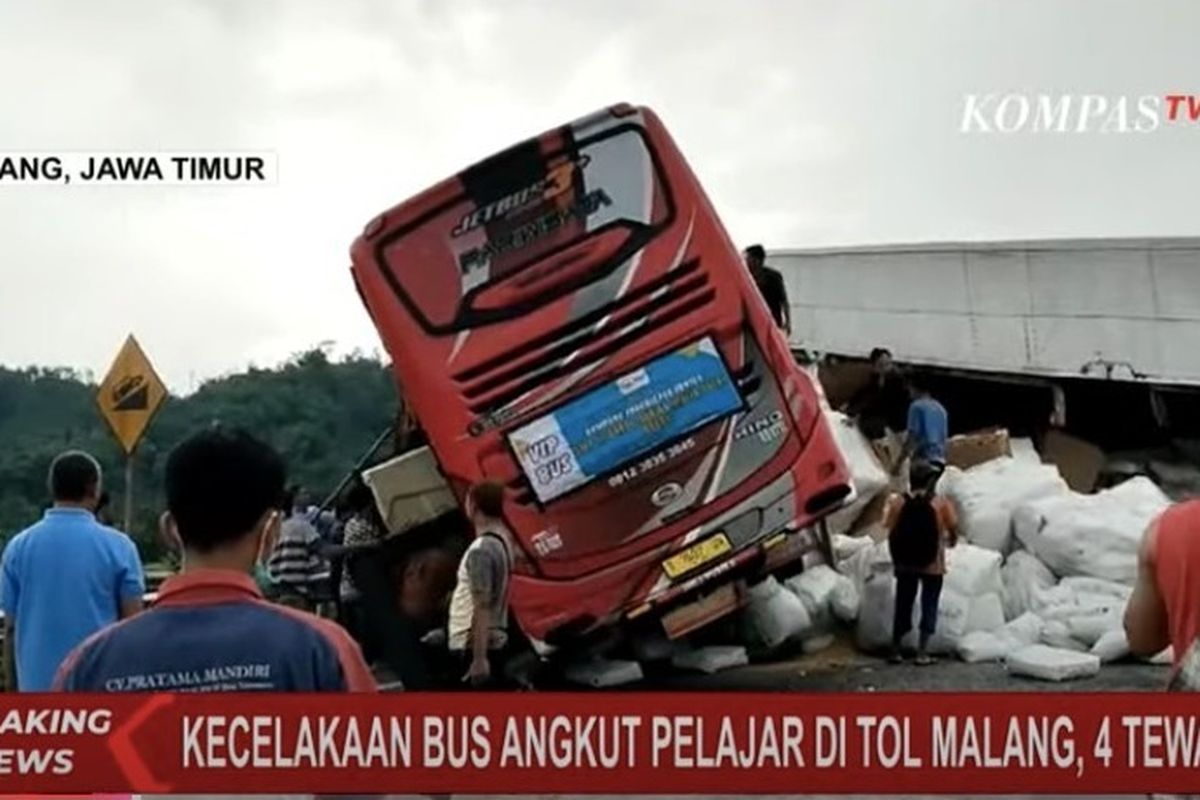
97, 335, 167, 454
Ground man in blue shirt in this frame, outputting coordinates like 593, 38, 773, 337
55, 427, 375, 693
900, 375, 949, 471
1, 451, 144, 691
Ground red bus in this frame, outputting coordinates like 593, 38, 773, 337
350, 104, 850, 651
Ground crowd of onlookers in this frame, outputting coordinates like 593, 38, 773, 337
1, 421, 519, 695
2, 429, 378, 693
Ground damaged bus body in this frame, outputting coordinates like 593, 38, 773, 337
349, 104, 850, 670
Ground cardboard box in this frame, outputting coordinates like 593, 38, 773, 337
817, 360, 875, 410
1042, 429, 1106, 493
946, 428, 1012, 470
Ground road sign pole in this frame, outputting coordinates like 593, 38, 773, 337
97, 335, 166, 535
124, 452, 134, 534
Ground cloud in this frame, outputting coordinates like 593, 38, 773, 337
0, 0, 1197, 390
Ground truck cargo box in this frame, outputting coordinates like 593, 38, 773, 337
361, 446, 457, 536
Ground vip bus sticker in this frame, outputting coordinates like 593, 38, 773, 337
525, 433, 561, 464
534, 453, 574, 486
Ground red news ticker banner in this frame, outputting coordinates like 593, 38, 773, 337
3, 692, 1200, 794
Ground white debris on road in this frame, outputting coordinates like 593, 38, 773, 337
564, 657, 644, 688
671, 645, 750, 674
1007, 644, 1101, 682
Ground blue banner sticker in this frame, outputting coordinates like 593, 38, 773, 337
509, 338, 743, 503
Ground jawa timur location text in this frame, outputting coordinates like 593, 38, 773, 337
0, 154, 269, 184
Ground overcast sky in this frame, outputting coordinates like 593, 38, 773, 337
2, 0, 1198, 392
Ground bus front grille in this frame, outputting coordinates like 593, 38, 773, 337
454, 259, 712, 417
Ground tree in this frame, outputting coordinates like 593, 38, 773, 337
0, 349, 397, 564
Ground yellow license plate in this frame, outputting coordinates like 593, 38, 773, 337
662, 533, 733, 579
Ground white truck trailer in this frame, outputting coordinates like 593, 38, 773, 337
771, 238, 1200, 388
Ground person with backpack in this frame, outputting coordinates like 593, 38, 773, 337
884, 460, 958, 665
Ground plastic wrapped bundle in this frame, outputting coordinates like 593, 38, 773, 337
1013, 477, 1170, 584
1001, 549, 1058, 620
743, 577, 812, 649
1007, 645, 1100, 682
940, 458, 1068, 552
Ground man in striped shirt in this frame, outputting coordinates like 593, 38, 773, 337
268, 488, 332, 611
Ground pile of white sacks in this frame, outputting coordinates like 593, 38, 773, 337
938, 458, 1172, 674
808, 409, 1175, 679
740, 566, 861, 655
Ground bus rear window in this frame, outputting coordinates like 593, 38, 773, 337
374, 124, 674, 334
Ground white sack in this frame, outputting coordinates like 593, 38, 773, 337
844, 538, 894, 589
856, 570, 897, 653
1013, 477, 1170, 584
958, 631, 1008, 663
1002, 550, 1058, 620
564, 658, 644, 687
1041, 620, 1089, 652
1004, 612, 1047, 647
1068, 611, 1124, 647
786, 565, 842, 620
1058, 576, 1133, 601
1033, 583, 1126, 624
1007, 645, 1101, 682
802, 633, 836, 654
944, 544, 1004, 598
923, 588, 971, 654
956, 612, 1045, 663
832, 533, 873, 565
744, 577, 812, 649
823, 412, 891, 534
966, 592, 1006, 633
940, 457, 1068, 552
831, 575, 861, 622
671, 646, 750, 674
1091, 629, 1131, 664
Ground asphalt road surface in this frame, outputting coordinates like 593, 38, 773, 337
637, 636, 1169, 692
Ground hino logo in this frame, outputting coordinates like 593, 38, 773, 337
451, 155, 590, 238
960, 94, 1200, 134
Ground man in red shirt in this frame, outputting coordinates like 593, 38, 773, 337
1125, 500, 1200, 689
55, 427, 375, 693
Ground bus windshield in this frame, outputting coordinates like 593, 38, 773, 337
374, 124, 674, 334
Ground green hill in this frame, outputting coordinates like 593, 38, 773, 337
0, 348, 397, 562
